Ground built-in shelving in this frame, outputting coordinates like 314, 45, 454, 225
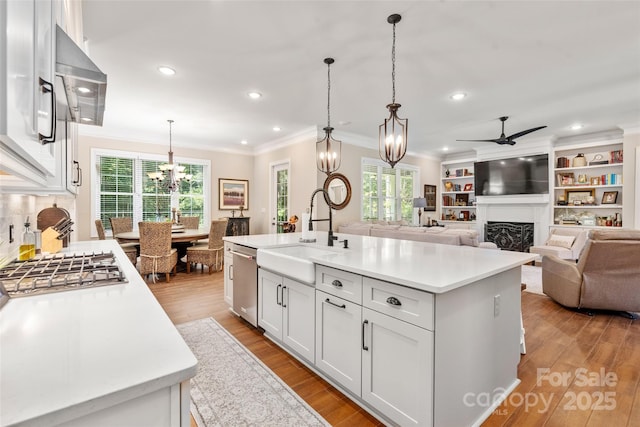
441, 159, 476, 223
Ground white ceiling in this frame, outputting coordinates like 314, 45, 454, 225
80, 0, 640, 158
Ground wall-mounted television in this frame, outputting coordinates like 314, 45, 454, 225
474, 154, 549, 196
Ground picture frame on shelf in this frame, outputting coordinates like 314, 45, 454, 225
590, 176, 600, 185
463, 183, 473, 192
557, 172, 575, 186
610, 150, 623, 164
219, 178, 249, 210
564, 188, 595, 205
601, 191, 618, 204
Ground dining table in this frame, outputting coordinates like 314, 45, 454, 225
114, 228, 209, 244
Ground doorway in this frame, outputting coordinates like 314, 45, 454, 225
270, 161, 290, 234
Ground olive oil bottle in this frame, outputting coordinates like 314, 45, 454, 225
18, 218, 36, 261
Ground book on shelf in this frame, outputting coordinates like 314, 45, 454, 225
610, 150, 623, 164
556, 157, 570, 168
600, 174, 622, 185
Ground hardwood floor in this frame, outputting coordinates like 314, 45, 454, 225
148, 270, 639, 426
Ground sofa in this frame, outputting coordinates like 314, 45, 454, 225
338, 221, 480, 247
542, 229, 640, 314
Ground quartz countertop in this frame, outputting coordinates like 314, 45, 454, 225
226, 231, 536, 293
0, 240, 197, 426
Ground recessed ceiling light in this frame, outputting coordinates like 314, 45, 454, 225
248, 91, 262, 99
158, 66, 176, 76
77, 87, 91, 94
240, 140, 248, 145
81, 117, 93, 122
273, 126, 281, 132
442, 147, 449, 151
570, 123, 583, 130
450, 92, 467, 101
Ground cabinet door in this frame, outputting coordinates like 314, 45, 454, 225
282, 278, 315, 363
362, 308, 434, 427
315, 290, 362, 397
223, 253, 233, 307
257, 269, 283, 339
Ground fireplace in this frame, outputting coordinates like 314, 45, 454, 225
485, 222, 534, 252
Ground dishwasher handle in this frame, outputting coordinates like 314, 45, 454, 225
230, 250, 255, 260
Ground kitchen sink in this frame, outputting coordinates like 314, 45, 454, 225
257, 245, 338, 284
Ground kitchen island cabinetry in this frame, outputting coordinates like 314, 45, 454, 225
258, 268, 315, 363
223, 242, 234, 306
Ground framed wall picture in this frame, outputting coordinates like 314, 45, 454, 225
564, 188, 595, 205
219, 178, 249, 210
423, 184, 436, 212
601, 191, 618, 204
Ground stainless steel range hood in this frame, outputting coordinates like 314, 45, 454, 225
55, 25, 107, 126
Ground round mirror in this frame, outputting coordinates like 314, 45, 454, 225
323, 173, 352, 210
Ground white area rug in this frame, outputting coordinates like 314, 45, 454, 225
521, 265, 544, 295
177, 317, 330, 427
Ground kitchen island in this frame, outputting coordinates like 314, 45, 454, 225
0, 240, 197, 427
224, 231, 535, 427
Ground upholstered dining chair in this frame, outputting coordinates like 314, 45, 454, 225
186, 219, 228, 274
95, 219, 137, 266
138, 222, 178, 282
180, 216, 200, 229
109, 216, 134, 243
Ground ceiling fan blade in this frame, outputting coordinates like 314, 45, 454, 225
456, 139, 502, 143
506, 125, 547, 140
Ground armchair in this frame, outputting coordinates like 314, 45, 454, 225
529, 227, 588, 262
542, 229, 640, 315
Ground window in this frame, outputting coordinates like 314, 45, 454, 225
92, 149, 210, 235
361, 158, 419, 222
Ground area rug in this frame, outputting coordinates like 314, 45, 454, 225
176, 317, 330, 427
521, 265, 544, 295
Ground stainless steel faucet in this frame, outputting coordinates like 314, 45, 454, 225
309, 188, 337, 246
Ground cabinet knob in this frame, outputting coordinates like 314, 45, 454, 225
386, 296, 402, 306
331, 279, 343, 288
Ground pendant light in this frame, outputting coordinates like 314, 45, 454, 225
148, 119, 192, 192
379, 13, 408, 169
316, 57, 342, 175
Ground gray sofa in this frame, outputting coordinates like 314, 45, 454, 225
338, 221, 480, 247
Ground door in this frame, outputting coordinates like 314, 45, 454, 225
257, 269, 283, 338
361, 307, 434, 427
282, 278, 315, 363
315, 290, 362, 397
270, 161, 290, 234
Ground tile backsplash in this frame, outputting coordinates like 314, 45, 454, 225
0, 194, 76, 264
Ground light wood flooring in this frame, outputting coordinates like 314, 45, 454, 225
148, 270, 639, 427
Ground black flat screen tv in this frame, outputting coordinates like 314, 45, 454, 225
474, 154, 549, 196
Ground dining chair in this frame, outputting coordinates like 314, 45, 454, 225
186, 219, 228, 274
180, 216, 200, 229
109, 216, 133, 243
138, 221, 178, 282
95, 219, 137, 266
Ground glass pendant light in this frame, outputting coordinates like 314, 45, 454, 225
379, 13, 408, 169
316, 57, 342, 175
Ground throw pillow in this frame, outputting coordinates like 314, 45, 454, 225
546, 234, 576, 249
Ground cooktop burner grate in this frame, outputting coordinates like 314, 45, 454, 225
0, 251, 127, 297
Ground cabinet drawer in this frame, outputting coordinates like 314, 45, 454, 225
363, 277, 434, 331
316, 265, 362, 304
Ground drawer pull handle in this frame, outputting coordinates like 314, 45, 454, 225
325, 298, 346, 309
386, 296, 402, 306
331, 279, 343, 288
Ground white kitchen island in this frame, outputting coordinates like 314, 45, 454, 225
225, 231, 535, 427
0, 240, 197, 427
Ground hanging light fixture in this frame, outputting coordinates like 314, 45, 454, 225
379, 13, 408, 169
316, 57, 342, 175
148, 119, 192, 192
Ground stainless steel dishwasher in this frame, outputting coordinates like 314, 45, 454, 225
230, 243, 258, 327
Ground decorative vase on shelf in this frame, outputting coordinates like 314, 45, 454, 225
445, 169, 450, 177
572, 153, 587, 167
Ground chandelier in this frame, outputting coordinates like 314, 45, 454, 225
147, 119, 192, 192
379, 13, 408, 169
316, 57, 342, 175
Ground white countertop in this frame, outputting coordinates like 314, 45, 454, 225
0, 241, 197, 427
226, 232, 536, 293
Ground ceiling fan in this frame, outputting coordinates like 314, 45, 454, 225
457, 116, 547, 146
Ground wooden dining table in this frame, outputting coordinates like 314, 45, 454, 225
114, 228, 209, 244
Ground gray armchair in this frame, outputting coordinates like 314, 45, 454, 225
542, 229, 640, 315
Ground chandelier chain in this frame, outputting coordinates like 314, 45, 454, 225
326, 61, 331, 128
391, 21, 396, 104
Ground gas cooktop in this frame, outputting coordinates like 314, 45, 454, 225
0, 251, 127, 306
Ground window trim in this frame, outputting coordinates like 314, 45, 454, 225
360, 157, 420, 222
91, 148, 211, 238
